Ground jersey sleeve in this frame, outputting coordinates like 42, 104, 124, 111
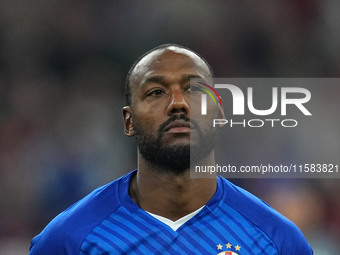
220, 178, 314, 255
29, 203, 84, 255
274, 217, 314, 254
29, 176, 125, 255
30, 223, 78, 254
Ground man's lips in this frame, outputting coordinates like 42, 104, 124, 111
163, 121, 192, 133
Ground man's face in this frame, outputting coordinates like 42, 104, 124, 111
125, 47, 219, 174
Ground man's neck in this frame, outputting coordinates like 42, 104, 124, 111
129, 155, 217, 221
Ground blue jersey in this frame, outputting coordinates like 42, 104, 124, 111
30, 170, 313, 255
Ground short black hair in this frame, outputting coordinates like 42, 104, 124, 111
124, 43, 214, 106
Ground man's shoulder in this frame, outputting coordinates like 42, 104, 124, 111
29, 171, 134, 254
218, 177, 313, 254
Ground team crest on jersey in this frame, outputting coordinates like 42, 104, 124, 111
217, 252, 239, 255
216, 242, 241, 255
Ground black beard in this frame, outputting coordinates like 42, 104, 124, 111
133, 114, 218, 175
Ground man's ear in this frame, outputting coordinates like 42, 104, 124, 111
122, 106, 134, 136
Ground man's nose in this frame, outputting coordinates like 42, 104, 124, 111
166, 90, 189, 116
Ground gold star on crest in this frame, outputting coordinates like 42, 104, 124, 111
217, 244, 223, 250
235, 245, 241, 251
226, 243, 232, 249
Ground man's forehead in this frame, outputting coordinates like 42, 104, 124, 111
136, 46, 204, 67
131, 47, 211, 85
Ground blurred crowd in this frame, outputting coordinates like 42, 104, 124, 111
0, 1, 339, 254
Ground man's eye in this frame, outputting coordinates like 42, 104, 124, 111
146, 89, 165, 97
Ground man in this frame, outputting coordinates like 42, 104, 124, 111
30, 44, 313, 254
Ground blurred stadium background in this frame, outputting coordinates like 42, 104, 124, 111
0, 1, 339, 254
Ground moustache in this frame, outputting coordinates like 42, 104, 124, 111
158, 114, 199, 133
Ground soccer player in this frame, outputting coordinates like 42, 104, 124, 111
29, 44, 313, 254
